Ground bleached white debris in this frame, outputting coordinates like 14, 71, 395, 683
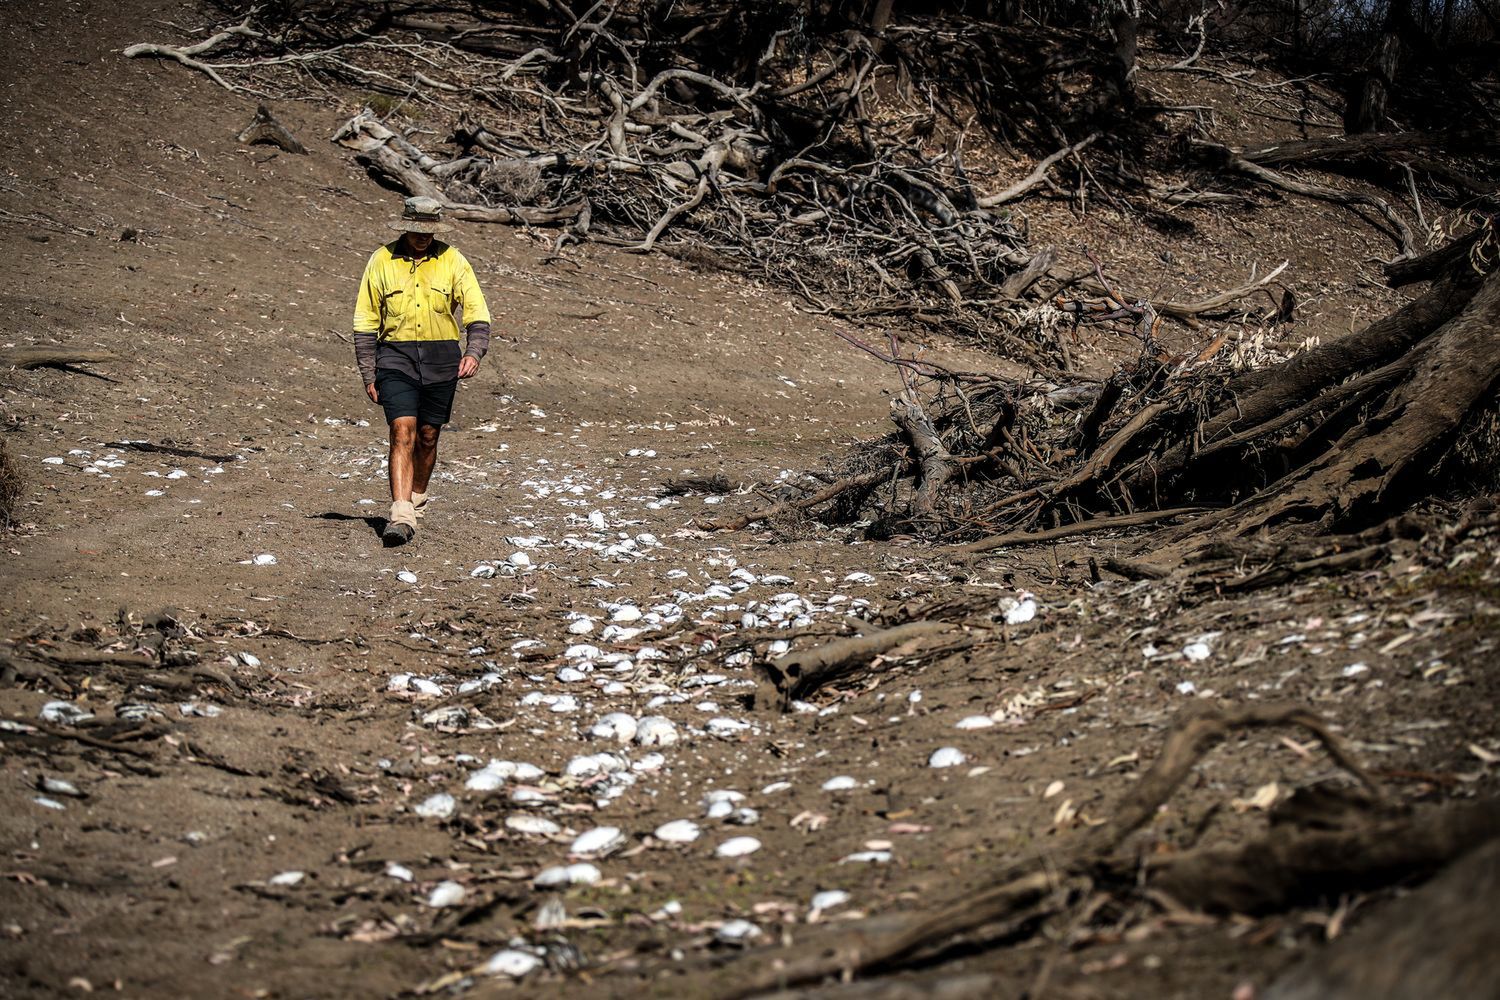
252, 553, 278, 566
506, 815, 561, 836
654, 819, 702, 843
571, 826, 626, 856
385, 863, 414, 882
714, 836, 761, 858
471, 563, 497, 578
843, 572, 876, 584
706, 717, 751, 737
822, 775, 858, 791
634, 716, 679, 746
238, 652, 261, 668
632, 753, 666, 772
1003, 592, 1038, 625
533, 862, 601, 887
39, 702, 93, 726
610, 605, 643, 623
810, 889, 850, 912
414, 793, 456, 819
568, 618, 597, 635
269, 871, 305, 886
591, 712, 639, 743
1343, 662, 1370, 678
715, 919, 762, 944
396, 570, 419, 584
762, 781, 792, 794
1183, 641, 1212, 661
929, 747, 968, 769
483, 949, 542, 978
955, 715, 995, 730
427, 881, 467, 907
840, 851, 892, 864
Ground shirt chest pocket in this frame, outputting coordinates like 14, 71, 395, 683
380, 288, 407, 322
424, 283, 452, 313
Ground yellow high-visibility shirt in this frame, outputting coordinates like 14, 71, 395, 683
353, 240, 491, 342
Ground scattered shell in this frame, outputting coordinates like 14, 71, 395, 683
508, 552, 532, 568
955, 715, 995, 730
396, 570, 419, 585
483, 949, 542, 978
654, 819, 702, 844
632, 753, 666, 772
715, 836, 761, 858
928, 747, 968, 769
252, 553, 278, 566
33, 797, 65, 810
762, 781, 792, 794
821, 775, 858, 791
590, 712, 639, 743
1342, 662, 1370, 678
385, 863, 414, 882
414, 793, 456, 819
39, 702, 93, 726
471, 564, 497, 578
1183, 641, 1212, 661
810, 889, 850, 912
269, 871, 305, 887
1003, 592, 1038, 625
568, 618, 596, 635
534, 862, 601, 887
571, 826, 626, 856
506, 815, 561, 836
715, 919, 762, 944
843, 572, 875, 584
610, 605, 642, 623
706, 717, 751, 737
427, 880, 467, 907
634, 716, 679, 747
238, 652, 261, 668
840, 851, 892, 864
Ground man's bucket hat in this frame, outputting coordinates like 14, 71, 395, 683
389, 195, 452, 234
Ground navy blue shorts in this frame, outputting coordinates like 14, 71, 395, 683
375, 370, 457, 427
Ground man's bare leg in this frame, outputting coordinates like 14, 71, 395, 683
412, 423, 441, 499
384, 417, 420, 545
388, 416, 418, 502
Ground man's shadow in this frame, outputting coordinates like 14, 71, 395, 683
311, 511, 386, 541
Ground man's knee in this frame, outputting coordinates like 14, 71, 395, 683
390, 418, 418, 446
417, 424, 441, 448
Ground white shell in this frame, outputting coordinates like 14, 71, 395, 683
571, 826, 626, 856
252, 553, 277, 566
762, 781, 792, 794
810, 889, 850, 911
715, 836, 761, 858
397, 571, 419, 585
505, 815, 560, 836
634, 716, 679, 746
822, 775, 858, 791
707, 717, 751, 737
238, 652, 261, 668
427, 880, 467, 907
590, 712, 639, 743
556, 667, 588, 683
715, 919, 762, 943
654, 819, 702, 843
929, 747, 968, 769
483, 949, 542, 978
414, 793, 456, 819
508, 551, 532, 568
610, 605, 642, 623
632, 753, 666, 772
568, 618, 596, 635
268, 870, 305, 886
1003, 597, 1037, 625
471, 563, 497, 578
1183, 641, 1212, 661
840, 850, 892, 864
955, 715, 995, 730
534, 862, 601, 887
385, 863, 414, 882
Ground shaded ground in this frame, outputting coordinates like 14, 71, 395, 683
1, 3, 1496, 998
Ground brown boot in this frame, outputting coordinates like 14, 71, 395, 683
383, 500, 417, 546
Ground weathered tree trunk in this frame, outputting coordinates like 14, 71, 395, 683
1344, 2, 1407, 134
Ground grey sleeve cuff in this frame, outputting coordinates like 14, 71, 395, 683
463, 321, 491, 361
354, 332, 378, 385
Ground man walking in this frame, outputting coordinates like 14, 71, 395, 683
353, 196, 491, 546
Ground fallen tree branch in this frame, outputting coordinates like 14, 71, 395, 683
754, 621, 961, 708
955, 507, 1206, 556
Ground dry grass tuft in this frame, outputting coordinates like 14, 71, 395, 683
0, 439, 23, 529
